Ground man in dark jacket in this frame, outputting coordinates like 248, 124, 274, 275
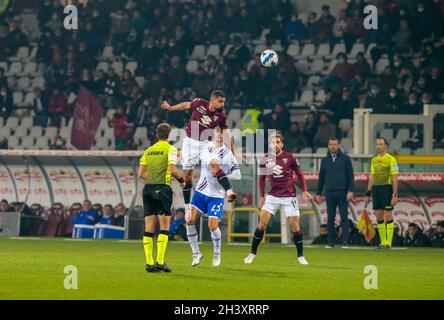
316, 137, 354, 247
430, 221, 444, 248
403, 223, 427, 247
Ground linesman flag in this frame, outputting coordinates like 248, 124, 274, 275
357, 205, 376, 243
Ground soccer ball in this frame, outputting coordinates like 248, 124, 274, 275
260, 49, 278, 68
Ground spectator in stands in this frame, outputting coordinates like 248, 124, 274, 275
332, 9, 348, 43
341, 220, 367, 246
6, 18, 27, 56
403, 223, 427, 247
392, 19, 412, 53
32, 87, 49, 127
72, 200, 98, 225
0, 67, 7, 88
0, 199, 14, 213
0, 86, 12, 119
283, 123, 309, 153
169, 208, 187, 241
425, 67, 444, 99
352, 52, 370, 88
258, 103, 291, 135
385, 87, 405, 114
323, 53, 354, 92
330, 87, 359, 122
224, 36, 250, 77
302, 110, 319, 147
113, 203, 126, 227
285, 13, 306, 41
92, 203, 103, 218
306, 12, 318, 40
391, 224, 404, 247
99, 204, 114, 225
379, 66, 398, 93
315, 5, 336, 44
48, 87, 69, 127
49, 135, 67, 150
364, 82, 388, 113
313, 113, 337, 150
402, 92, 422, 114
430, 221, 444, 248
110, 105, 130, 149
312, 224, 330, 245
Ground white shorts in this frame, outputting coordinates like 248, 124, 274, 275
262, 195, 300, 217
181, 136, 211, 170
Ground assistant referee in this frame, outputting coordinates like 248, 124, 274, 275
138, 123, 185, 273
365, 137, 399, 249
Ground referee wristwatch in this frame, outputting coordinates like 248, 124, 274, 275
392, 193, 398, 197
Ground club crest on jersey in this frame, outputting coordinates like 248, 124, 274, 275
208, 146, 214, 153
265, 159, 275, 168
283, 158, 288, 164
213, 115, 219, 122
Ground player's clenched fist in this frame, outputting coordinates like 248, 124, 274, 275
161, 101, 171, 110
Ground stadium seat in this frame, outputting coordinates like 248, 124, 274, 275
299, 147, 312, 154
396, 128, 410, 142
253, 44, 267, 54
44, 127, 58, 138
20, 136, 35, 149
329, 43, 346, 59
96, 61, 109, 73
29, 126, 43, 138
365, 43, 376, 59
341, 138, 353, 153
135, 76, 145, 88
314, 89, 325, 102
13, 91, 24, 106
375, 58, 389, 73
314, 43, 330, 59
299, 90, 314, 104
349, 43, 365, 58
59, 126, 70, 140
286, 43, 300, 59
100, 46, 114, 61
295, 59, 310, 73
207, 44, 220, 58
0, 126, 11, 139
390, 139, 403, 152
32, 76, 45, 88
19, 62, 38, 77
186, 60, 198, 74
432, 149, 444, 155
7, 136, 19, 149
106, 109, 116, 118
189, 45, 206, 60
414, 148, 425, 155
252, 28, 269, 45
0, 61, 7, 71
300, 43, 316, 59
35, 136, 49, 149
134, 127, 147, 140
95, 137, 111, 149
5, 117, 19, 130
17, 77, 30, 91
0, 116, 3, 127
28, 46, 38, 61
307, 76, 321, 88
315, 147, 328, 154
23, 92, 35, 106
310, 59, 324, 74
14, 126, 28, 138
222, 44, 233, 56
21, 117, 33, 129
398, 148, 412, 155
379, 128, 394, 140
9, 47, 29, 62
111, 61, 124, 76
5, 62, 23, 77
338, 119, 352, 133
126, 61, 138, 74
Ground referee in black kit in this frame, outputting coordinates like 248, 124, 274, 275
316, 138, 354, 248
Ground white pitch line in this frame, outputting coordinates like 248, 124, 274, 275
64, 239, 93, 242
9, 237, 41, 240
228, 243, 253, 246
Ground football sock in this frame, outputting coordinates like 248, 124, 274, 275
211, 227, 222, 254
377, 221, 387, 246
156, 230, 169, 265
251, 228, 264, 254
186, 224, 200, 254
294, 230, 304, 257
143, 232, 154, 265
386, 220, 394, 247
183, 181, 192, 204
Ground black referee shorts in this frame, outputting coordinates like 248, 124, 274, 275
142, 184, 173, 216
372, 185, 393, 211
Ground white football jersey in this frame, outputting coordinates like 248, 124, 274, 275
195, 144, 241, 199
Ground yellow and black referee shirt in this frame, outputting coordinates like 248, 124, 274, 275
139, 140, 178, 186
370, 153, 399, 186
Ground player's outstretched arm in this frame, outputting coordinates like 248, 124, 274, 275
161, 101, 191, 111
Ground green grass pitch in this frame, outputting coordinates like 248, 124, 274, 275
0, 237, 443, 300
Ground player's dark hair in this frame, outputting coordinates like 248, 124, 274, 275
210, 90, 226, 100
328, 137, 340, 143
376, 137, 389, 146
156, 123, 172, 140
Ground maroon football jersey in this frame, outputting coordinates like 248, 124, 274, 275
259, 151, 307, 197
185, 98, 228, 141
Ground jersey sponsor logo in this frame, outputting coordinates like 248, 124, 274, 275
200, 115, 212, 126
272, 165, 284, 177
147, 151, 164, 155
265, 159, 275, 168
